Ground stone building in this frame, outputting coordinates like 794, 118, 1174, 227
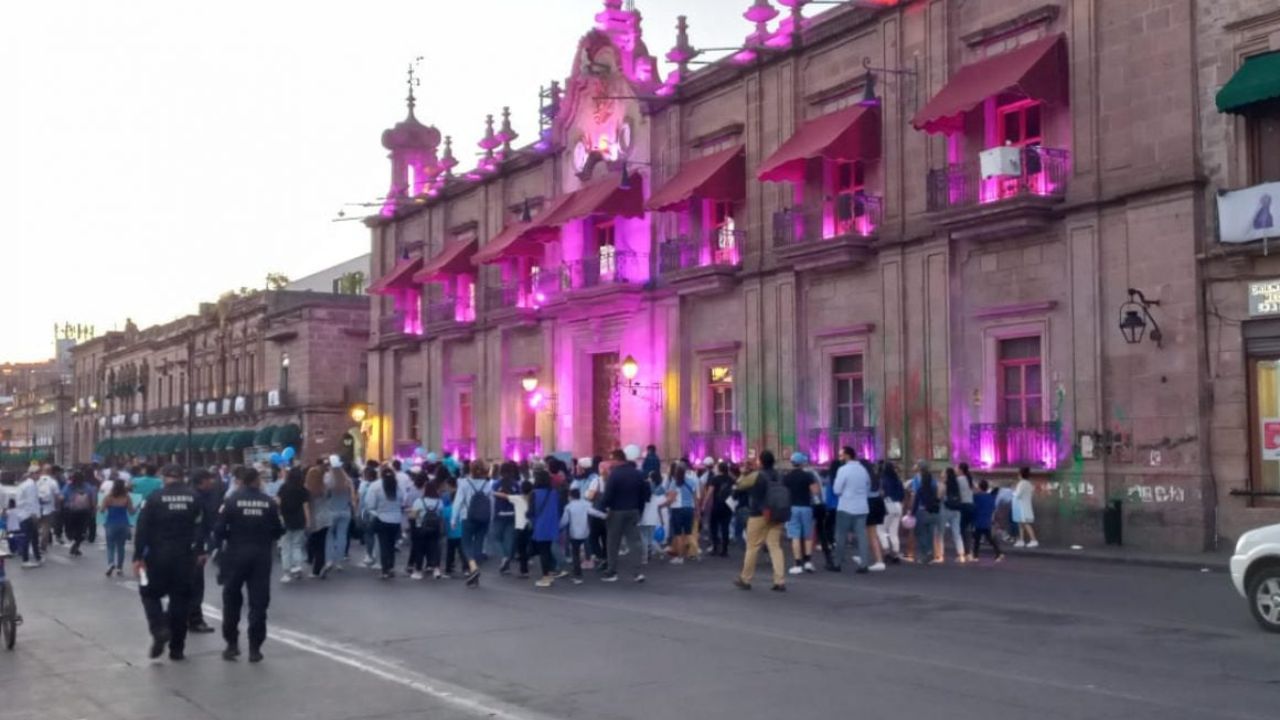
362, 0, 1280, 551
69, 288, 369, 467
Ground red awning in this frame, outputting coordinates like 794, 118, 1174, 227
911, 33, 1067, 135
472, 193, 577, 265
414, 238, 478, 282
647, 145, 746, 212
540, 172, 646, 226
366, 255, 424, 295
757, 106, 881, 183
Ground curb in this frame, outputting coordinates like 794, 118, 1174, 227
1010, 547, 1230, 572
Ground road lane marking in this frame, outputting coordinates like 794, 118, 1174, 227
198, 603, 556, 720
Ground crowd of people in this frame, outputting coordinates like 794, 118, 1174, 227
0, 443, 1044, 660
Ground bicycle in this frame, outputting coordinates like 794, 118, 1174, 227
0, 526, 23, 650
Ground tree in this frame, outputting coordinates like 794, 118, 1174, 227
266, 272, 290, 291
337, 270, 366, 295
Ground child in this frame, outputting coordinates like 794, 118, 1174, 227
561, 488, 605, 584
639, 472, 669, 564
442, 484, 467, 579
971, 480, 1003, 561
497, 480, 533, 578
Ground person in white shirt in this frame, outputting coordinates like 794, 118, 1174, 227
36, 466, 61, 551
1012, 467, 1039, 548
561, 488, 606, 583
13, 472, 43, 567
639, 472, 669, 564
832, 447, 876, 573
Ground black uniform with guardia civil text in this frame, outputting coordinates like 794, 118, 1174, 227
133, 483, 203, 655
187, 481, 223, 629
214, 486, 284, 654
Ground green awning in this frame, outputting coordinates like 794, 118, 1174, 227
209, 432, 229, 452
137, 436, 155, 454
226, 430, 255, 450
271, 423, 301, 448
254, 425, 278, 446
1217, 51, 1280, 114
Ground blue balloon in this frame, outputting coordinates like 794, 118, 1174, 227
281, 446, 296, 462
270, 452, 283, 465
414, 446, 428, 457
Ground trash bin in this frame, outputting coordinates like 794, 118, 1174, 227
1103, 500, 1123, 546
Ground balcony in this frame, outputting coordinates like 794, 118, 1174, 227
504, 436, 542, 462
425, 297, 476, 338
925, 146, 1069, 241
771, 200, 878, 272
484, 283, 538, 325
807, 427, 877, 465
538, 252, 647, 318
687, 431, 744, 463
378, 310, 424, 343
658, 230, 742, 296
562, 252, 646, 291
969, 422, 1061, 470
444, 437, 477, 461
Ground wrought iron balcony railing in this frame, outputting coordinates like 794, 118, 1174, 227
969, 422, 1061, 470
659, 229, 743, 275
807, 427, 877, 464
926, 146, 1069, 212
687, 431, 744, 463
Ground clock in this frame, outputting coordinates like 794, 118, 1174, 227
572, 140, 590, 173
617, 119, 633, 153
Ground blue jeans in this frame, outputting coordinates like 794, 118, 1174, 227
105, 524, 130, 568
834, 511, 869, 570
491, 516, 516, 561
362, 515, 378, 560
915, 511, 940, 562
462, 519, 489, 563
328, 513, 351, 564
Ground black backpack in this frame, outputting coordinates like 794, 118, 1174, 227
918, 475, 941, 514
416, 498, 443, 534
466, 480, 491, 523
762, 471, 791, 524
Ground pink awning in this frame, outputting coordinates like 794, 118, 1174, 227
646, 145, 746, 212
757, 105, 881, 183
911, 33, 1067, 135
414, 238, 478, 282
366, 256, 424, 295
472, 193, 576, 265
540, 172, 646, 226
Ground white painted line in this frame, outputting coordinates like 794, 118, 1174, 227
199, 603, 555, 720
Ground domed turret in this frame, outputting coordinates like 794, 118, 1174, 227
380, 62, 442, 215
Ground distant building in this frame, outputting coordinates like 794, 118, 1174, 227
0, 360, 72, 468
286, 254, 370, 295
69, 289, 369, 467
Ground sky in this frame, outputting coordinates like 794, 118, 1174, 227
0, 0, 818, 363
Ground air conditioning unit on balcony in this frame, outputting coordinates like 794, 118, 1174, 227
980, 146, 1022, 178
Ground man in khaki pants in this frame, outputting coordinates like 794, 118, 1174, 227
734, 451, 787, 592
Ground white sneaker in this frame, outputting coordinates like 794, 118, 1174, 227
1027, 541, 1039, 548
279, 574, 293, 583
21, 561, 39, 569
788, 566, 804, 575
362, 556, 376, 567
1014, 540, 1026, 548
410, 571, 424, 580
851, 556, 862, 566
803, 561, 815, 573
869, 562, 886, 572
670, 557, 684, 566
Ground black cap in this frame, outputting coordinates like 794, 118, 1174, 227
161, 464, 186, 480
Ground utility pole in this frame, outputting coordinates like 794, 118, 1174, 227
185, 331, 195, 469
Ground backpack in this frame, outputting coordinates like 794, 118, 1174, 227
763, 471, 792, 524
466, 480, 491, 523
918, 476, 941, 514
69, 486, 92, 512
415, 498, 443, 534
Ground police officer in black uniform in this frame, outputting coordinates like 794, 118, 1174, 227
213, 466, 283, 663
187, 468, 222, 634
133, 464, 205, 661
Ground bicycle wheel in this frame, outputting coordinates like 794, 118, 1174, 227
1, 580, 16, 650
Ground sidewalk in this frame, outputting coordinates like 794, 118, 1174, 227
1009, 543, 1231, 572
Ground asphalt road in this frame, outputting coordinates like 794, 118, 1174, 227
1, 542, 1276, 720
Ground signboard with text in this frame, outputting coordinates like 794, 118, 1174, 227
1248, 280, 1280, 317
1262, 417, 1280, 461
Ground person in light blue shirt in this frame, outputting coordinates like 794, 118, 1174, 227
832, 446, 873, 574
561, 488, 606, 584
367, 467, 405, 579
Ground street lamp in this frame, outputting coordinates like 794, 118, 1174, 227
349, 403, 368, 424
1118, 288, 1162, 348
520, 371, 539, 393
615, 354, 662, 410
280, 353, 291, 399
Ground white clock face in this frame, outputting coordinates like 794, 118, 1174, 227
618, 119, 633, 153
573, 140, 590, 172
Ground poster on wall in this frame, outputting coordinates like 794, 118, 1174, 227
1261, 417, 1280, 461
1219, 182, 1280, 244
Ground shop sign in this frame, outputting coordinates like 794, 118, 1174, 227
1248, 280, 1280, 317
1262, 417, 1280, 461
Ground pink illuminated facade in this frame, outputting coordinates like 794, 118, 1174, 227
363, 1, 1274, 552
